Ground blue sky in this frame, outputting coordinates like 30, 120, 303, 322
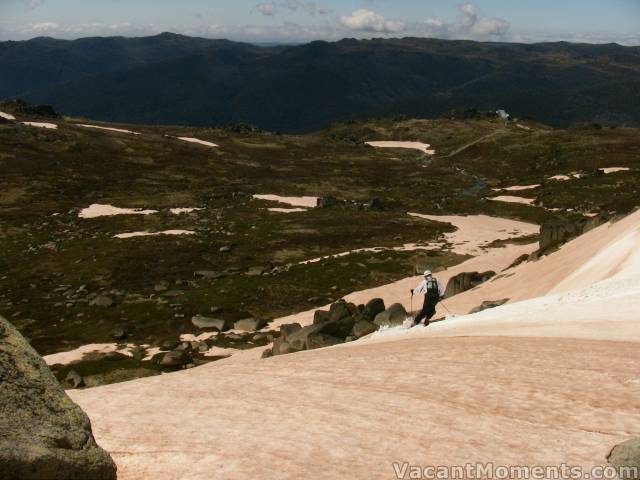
1, 0, 638, 44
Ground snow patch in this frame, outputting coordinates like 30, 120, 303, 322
253, 194, 318, 208
77, 124, 140, 135
267, 207, 308, 213
488, 195, 535, 205
170, 207, 204, 215
22, 121, 57, 129
114, 230, 196, 239
366, 141, 435, 155
79, 204, 158, 219
43, 343, 137, 365
177, 137, 219, 148
0, 111, 16, 121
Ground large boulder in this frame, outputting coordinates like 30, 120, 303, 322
445, 271, 495, 297
279, 323, 302, 340
191, 315, 227, 331
468, 299, 509, 314
329, 301, 351, 322
313, 310, 331, 325
608, 438, 640, 480
352, 320, 379, 338
286, 324, 325, 352
234, 317, 267, 331
363, 298, 385, 320
374, 303, 408, 328
306, 333, 343, 350
0, 315, 117, 480
159, 350, 191, 368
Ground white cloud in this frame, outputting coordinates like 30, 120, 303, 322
282, 1, 331, 15
339, 9, 405, 34
253, 2, 277, 16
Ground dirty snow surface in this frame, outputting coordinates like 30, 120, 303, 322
176, 137, 219, 148
70, 211, 640, 480
79, 204, 158, 219
365, 140, 436, 155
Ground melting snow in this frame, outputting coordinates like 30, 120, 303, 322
22, 121, 57, 129
177, 137, 219, 148
488, 195, 535, 205
366, 141, 436, 155
77, 124, 140, 135
114, 230, 196, 239
79, 204, 158, 219
268, 208, 308, 213
170, 207, 204, 215
253, 194, 318, 208
493, 184, 541, 191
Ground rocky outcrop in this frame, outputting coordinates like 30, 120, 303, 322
191, 315, 227, 331
0, 315, 117, 480
607, 438, 640, 480
233, 317, 266, 331
468, 299, 509, 314
268, 299, 387, 358
445, 271, 495, 297
374, 303, 408, 328
539, 215, 608, 252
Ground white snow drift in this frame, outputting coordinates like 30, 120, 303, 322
114, 230, 195, 239
488, 195, 535, 205
0, 111, 16, 121
22, 121, 58, 129
253, 194, 318, 208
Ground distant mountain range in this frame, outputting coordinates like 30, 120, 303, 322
2, 32, 639, 132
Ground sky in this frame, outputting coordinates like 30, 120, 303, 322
1, 0, 639, 45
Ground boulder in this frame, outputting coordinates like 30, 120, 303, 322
159, 350, 190, 368
607, 438, 640, 480
539, 219, 580, 250
261, 348, 273, 359
89, 295, 113, 307
159, 339, 180, 351
316, 195, 337, 208
374, 303, 408, 328
191, 315, 227, 331
272, 337, 294, 356
64, 370, 85, 389
445, 271, 495, 297
306, 333, 343, 350
329, 301, 351, 322
468, 299, 509, 314
319, 316, 355, 339
352, 320, 379, 338
0, 315, 117, 479
110, 327, 127, 340
286, 324, 325, 352
234, 317, 267, 331
313, 310, 331, 324
363, 298, 385, 320
279, 323, 302, 340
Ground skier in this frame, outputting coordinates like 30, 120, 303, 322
411, 270, 445, 326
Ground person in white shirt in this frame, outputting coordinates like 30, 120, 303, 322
411, 270, 445, 326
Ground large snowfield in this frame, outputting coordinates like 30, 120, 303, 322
70, 210, 640, 480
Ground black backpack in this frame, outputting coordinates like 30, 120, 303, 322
426, 277, 440, 301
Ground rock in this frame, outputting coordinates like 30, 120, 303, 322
363, 298, 385, 320
313, 310, 331, 324
193, 270, 220, 279
374, 303, 408, 328
252, 332, 268, 342
159, 339, 180, 351
261, 348, 273, 359
365, 197, 383, 210
224, 333, 244, 341
272, 337, 294, 355
160, 290, 184, 298
316, 195, 337, 208
219, 245, 233, 253
445, 271, 495, 297
0, 315, 117, 479
154, 282, 169, 292
280, 323, 302, 340
352, 320, 379, 338
191, 315, 227, 331
64, 370, 85, 389
286, 324, 325, 352
234, 317, 267, 331
468, 299, 509, 314
329, 301, 351, 322
320, 315, 355, 339
89, 295, 113, 307
246, 266, 265, 276
110, 327, 127, 340
539, 219, 579, 250
608, 438, 640, 480
159, 350, 190, 368
306, 333, 343, 350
